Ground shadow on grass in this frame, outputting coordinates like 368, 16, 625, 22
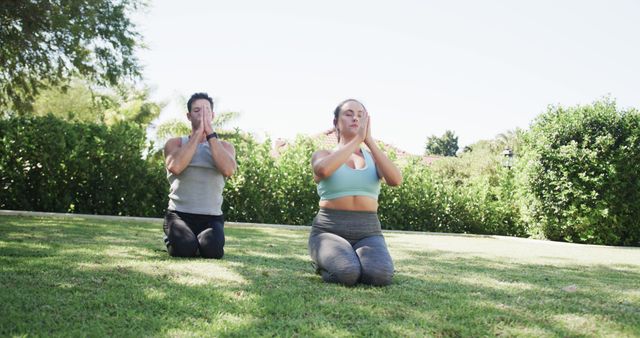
391, 250, 640, 336
1, 215, 638, 337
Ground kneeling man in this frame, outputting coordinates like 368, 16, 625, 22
163, 92, 236, 258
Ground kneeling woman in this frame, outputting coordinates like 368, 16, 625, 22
309, 99, 402, 286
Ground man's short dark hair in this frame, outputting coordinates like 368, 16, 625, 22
187, 92, 214, 112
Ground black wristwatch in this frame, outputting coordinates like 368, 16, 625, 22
206, 132, 218, 141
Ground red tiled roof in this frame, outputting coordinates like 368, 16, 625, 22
315, 129, 338, 150
272, 129, 442, 165
311, 129, 442, 165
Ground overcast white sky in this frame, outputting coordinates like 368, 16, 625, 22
135, 0, 640, 154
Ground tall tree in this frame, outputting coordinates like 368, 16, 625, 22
493, 128, 523, 155
32, 78, 164, 128
153, 93, 241, 141
155, 111, 241, 143
425, 130, 459, 156
0, 0, 143, 113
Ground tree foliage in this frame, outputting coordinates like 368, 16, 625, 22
0, 0, 143, 113
32, 78, 163, 128
402, 137, 527, 236
425, 130, 459, 156
153, 111, 242, 154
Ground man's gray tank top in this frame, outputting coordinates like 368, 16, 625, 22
167, 136, 225, 215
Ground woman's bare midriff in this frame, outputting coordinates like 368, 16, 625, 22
318, 195, 378, 212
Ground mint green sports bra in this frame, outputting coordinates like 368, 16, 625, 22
317, 149, 381, 200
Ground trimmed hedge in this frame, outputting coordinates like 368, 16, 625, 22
2, 107, 638, 246
0, 115, 166, 217
0, 116, 521, 236
517, 99, 640, 246
222, 135, 318, 225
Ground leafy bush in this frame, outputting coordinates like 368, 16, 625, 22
414, 139, 527, 237
267, 136, 319, 225
221, 133, 277, 223
0, 115, 165, 216
222, 134, 318, 225
517, 98, 640, 245
5, 106, 637, 246
0, 115, 529, 237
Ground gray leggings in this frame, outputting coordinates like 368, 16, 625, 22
308, 208, 394, 286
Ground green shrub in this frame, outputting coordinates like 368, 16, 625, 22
222, 134, 318, 225
378, 156, 442, 231
8, 107, 637, 246
418, 140, 527, 237
0, 115, 529, 237
221, 132, 276, 223
268, 136, 318, 225
0, 115, 165, 216
517, 98, 640, 245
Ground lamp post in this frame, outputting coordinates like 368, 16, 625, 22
502, 148, 514, 169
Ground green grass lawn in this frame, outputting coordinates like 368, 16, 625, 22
1, 214, 639, 337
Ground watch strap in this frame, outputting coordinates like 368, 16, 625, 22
206, 132, 218, 141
